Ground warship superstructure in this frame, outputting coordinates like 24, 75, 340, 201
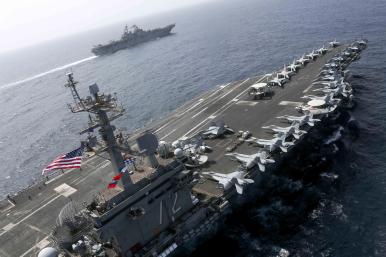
0, 39, 367, 257
91, 24, 175, 56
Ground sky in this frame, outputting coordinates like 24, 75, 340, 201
0, 0, 213, 53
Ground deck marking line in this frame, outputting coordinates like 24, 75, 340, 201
54, 183, 77, 197
0, 194, 61, 237
155, 122, 172, 133
279, 101, 303, 107
236, 100, 258, 106
2, 223, 15, 231
74, 161, 110, 186
303, 84, 314, 93
192, 107, 208, 118
183, 118, 209, 137
20, 236, 50, 257
161, 129, 177, 140
186, 76, 264, 137
177, 100, 203, 117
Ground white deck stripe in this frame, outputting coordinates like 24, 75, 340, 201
279, 101, 303, 107
176, 99, 204, 117
303, 84, 314, 93
0, 195, 60, 237
161, 129, 177, 140
20, 236, 50, 257
186, 76, 266, 137
192, 107, 208, 118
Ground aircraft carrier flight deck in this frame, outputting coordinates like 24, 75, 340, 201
0, 41, 366, 257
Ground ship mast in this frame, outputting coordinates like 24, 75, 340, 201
64, 73, 133, 190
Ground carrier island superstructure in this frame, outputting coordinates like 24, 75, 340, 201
0, 39, 367, 257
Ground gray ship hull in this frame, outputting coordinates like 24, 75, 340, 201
91, 24, 175, 56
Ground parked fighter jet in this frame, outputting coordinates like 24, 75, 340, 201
313, 73, 342, 82
318, 69, 337, 77
202, 171, 254, 194
355, 39, 368, 48
288, 60, 302, 71
313, 83, 351, 98
316, 45, 328, 55
306, 50, 319, 60
280, 65, 295, 78
277, 113, 320, 127
329, 39, 341, 47
296, 55, 310, 66
269, 74, 288, 87
226, 151, 275, 172
348, 46, 360, 53
201, 121, 234, 138
323, 62, 339, 69
302, 92, 340, 105
331, 55, 345, 63
313, 77, 344, 88
262, 123, 307, 139
248, 133, 294, 153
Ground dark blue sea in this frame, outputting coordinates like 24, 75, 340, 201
1, 0, 386, 256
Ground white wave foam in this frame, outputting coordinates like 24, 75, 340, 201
0, 55, 98, 91
320, 172, 339, 180
324, 126, 344, 145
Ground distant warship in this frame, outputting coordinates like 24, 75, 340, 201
91, 24, 176, 56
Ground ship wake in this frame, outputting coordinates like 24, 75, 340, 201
0, 56, 98, 91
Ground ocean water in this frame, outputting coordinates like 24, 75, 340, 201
0, 0, 386, 256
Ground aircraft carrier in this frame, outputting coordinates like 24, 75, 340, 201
0, 39, 367, 257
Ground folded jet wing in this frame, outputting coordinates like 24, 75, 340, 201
202, 171, 254, 194
277, 113, 321, 127
262, 123, 307, 139
226, 151, 275, 172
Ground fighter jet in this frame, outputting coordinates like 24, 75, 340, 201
201, 121, 234, 138
348, 46, 360, 53
296, 55, 310, 66
302, 92, 340, 105
277, 113, 321, 127
306, 50, 319, 60
248, 133, 294, 153
313, 83, 351, 98
262, 123, 307, 139
288, 60, 302, 71
318, 69, 337, 77
202, 171, 254, 194
355, 39, 368, 48
329, 39, 341, 47
313, 74, 341, 82
323, 62, 339, 69
342, 50, 354, 57
316, 45, 328, 55
280, 65, 295, 78
269, 74, 288, 87
332, 56, 345, 63
226, 151, 275, 172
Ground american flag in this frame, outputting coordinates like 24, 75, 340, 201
42, 146, 84, 175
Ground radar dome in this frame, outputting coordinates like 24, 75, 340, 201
174, 148, 184, 158
38, 247, 58, 257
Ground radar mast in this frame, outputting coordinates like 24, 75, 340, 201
64, 73, 133, 189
